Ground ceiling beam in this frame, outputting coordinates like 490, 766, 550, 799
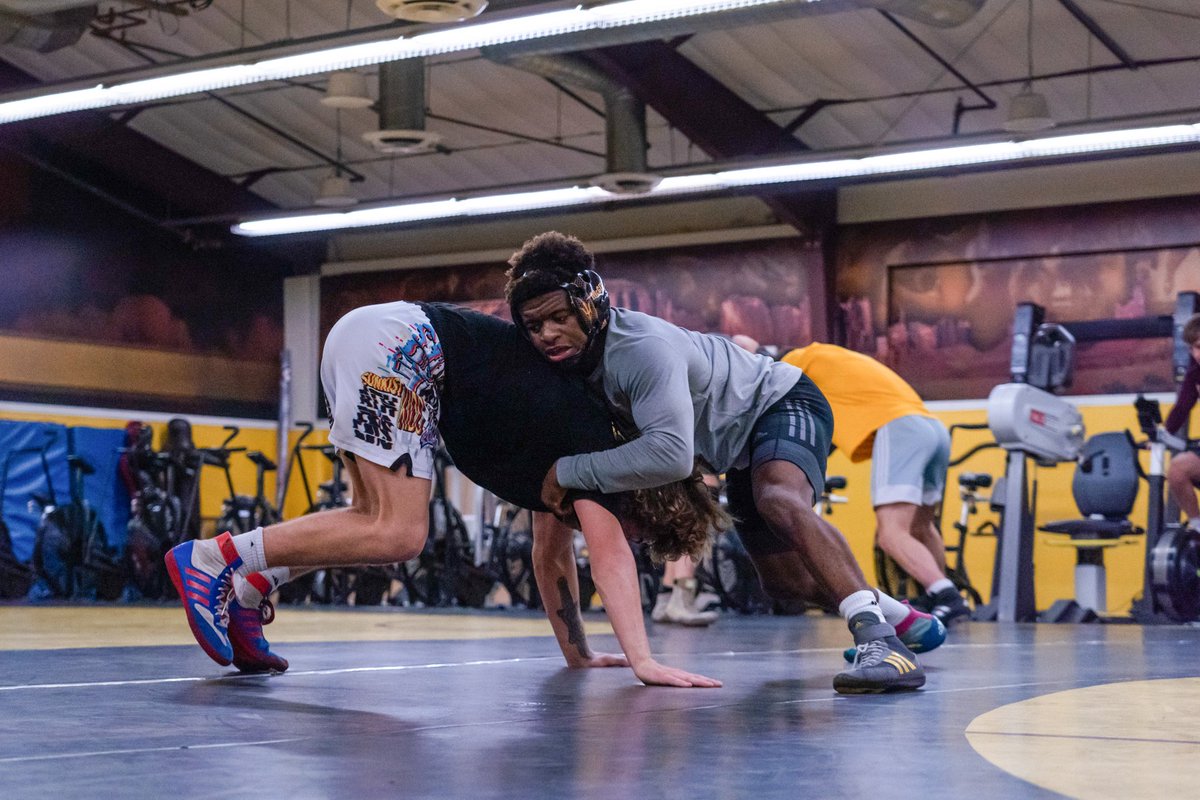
0, 58, 275, 224
1057, 0, 1137, 70
583, 40, 836, 338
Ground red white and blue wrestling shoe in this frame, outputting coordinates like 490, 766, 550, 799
229, 597, 289, 674
164, 533, 243, 666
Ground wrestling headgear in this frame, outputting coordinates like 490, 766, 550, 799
510, 268, 610, 345
562, 269, 610, 340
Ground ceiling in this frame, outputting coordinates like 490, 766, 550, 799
0, 0, 1198, 247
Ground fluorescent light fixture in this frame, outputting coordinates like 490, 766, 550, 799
0, 0, 802, 125
231, 121, 1200, 237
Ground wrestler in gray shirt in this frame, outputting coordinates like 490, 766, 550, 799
556, 307, 804, 494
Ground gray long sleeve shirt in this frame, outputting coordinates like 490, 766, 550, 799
556, 308, 804, 493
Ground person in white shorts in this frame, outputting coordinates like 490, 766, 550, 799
164, 300, 725, 687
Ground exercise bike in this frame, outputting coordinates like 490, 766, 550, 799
1130, 395, 1200, 623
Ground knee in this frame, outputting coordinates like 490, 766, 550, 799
754, 485, 815, 532
875, 523, 908, 550
362, 516, 427, 564
1168, 454, 1200, 484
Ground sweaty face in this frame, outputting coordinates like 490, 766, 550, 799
519, 290, 588, 364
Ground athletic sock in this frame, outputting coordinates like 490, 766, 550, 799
839, 589, 885, 624
230, 527, 269, 575
927, 578, 956, 596
875, 591, 912, 626
233, 568, 289, 608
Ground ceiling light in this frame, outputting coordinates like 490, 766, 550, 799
1005, 86, 1054, 133
1004, 0, 1054, 133
321, 71, 373, 109
0, 0, 803, 125
314, 174, 357, 207
232, 120, 1200, 237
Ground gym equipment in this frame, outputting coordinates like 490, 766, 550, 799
1038, 431, 1143, 622
986, 381, 1084, 621
947, 471, 994, 608
983, 290, 1198, 623
0, 434, 55, 599
32, 443, 125, 601
1132, 396, 1200, 622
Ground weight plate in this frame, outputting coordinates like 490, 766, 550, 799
1150, 528, 1200, 622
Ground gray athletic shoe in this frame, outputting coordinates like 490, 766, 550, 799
833, 613, 925, 694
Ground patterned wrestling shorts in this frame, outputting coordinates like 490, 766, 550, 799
319, 301, 445, 479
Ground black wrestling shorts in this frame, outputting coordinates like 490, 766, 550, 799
725, 374, 834, 557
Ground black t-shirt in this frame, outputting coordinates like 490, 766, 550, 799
421, 302, 618, 512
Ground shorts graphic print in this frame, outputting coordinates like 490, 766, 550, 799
320, 301, 445, 478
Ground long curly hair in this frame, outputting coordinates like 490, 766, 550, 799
621, 468, 731, 564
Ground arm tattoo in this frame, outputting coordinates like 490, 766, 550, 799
554, 577, 591, 659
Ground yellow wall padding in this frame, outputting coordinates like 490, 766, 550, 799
0, 334, 276, 404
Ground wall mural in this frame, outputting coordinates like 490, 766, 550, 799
0, 159, 285, 363
321, 237, 824, 349
837, 198, 1200, 400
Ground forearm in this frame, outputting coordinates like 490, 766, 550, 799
575, 502, 652, 668
557, 337, 696, 492
531, 511, 592, 666
557, 429, 693, 493
1165, 363, 1199, 434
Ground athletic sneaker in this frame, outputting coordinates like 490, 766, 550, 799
651, 579, 719, 626
229, 598, 288, 674
164, 533, 243, 666
930, 587, 972, 626
842, 602, 945, 662
909, 592, 934, 613
833, 612, 926, 694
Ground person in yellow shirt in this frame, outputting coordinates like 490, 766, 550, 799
735, 336, 969, 626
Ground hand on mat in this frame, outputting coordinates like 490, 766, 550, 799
633, 659, 723, 688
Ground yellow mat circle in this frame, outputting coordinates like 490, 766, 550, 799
966, 677, 1200, 799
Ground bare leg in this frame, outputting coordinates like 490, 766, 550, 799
910, 505, 948, 574
1167, 451, 1200, 520
875, 502, 947, 590
262, 456, 432, 568
750, 460, 869, 602
745, 548, 838, 612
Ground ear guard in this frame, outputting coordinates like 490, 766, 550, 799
563, 269, 610, 336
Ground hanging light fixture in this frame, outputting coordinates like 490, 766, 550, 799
314, 173, 357, 207
314, 110, 358, 207
1005, 0, 1054, 133
321, 70, 373, 109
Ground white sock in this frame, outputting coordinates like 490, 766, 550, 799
927, 578, 956, 596
233, 568, 290, 608
230, 527, 269, 574
1188, 518, 1200, 533
839, 590, 885, 624
875, 591, 911, 626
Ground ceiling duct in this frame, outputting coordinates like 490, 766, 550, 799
487, 52, 660, 194
0, 5, 95, 53
375, 0, 487, 24
362, 59, 442, 155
